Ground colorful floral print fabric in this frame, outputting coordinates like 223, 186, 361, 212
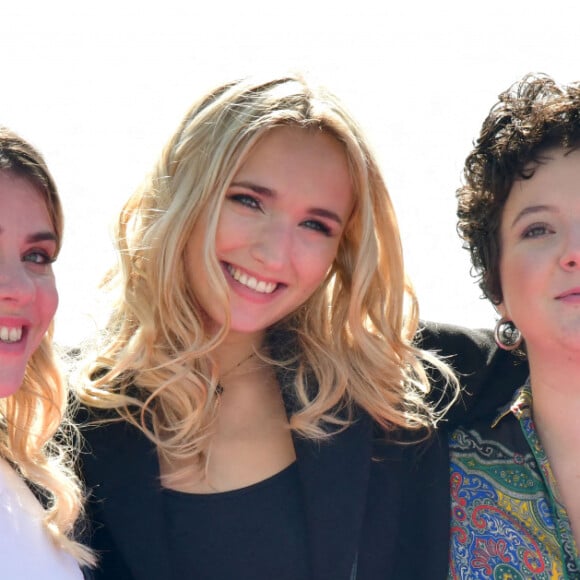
449, 382, 580, 579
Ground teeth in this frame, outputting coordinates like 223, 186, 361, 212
0, 326, 23, 343
227, 265, 277, 294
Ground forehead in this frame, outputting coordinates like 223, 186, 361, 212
500, 149, 580, 243
507, 147, 580, 207
245, 125, 347, 160
0, 171, 52, 228
240, 126, 351, 183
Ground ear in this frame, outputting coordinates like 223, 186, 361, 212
495, 301, 508, 320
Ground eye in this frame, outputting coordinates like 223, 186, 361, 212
522, 223, 554, 239
227, 193, 262, 211
301, 219, 332, 237
23, 250, 56, 266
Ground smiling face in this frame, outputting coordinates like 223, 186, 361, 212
498, 147, 580, 357
185, 126, 353, 343
0, 172, 58, 397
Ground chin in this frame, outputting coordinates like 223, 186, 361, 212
228, 317, 273, 336
229, 325, 266, 336
0, 376, 25, 398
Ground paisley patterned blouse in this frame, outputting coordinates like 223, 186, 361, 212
449, 382, 580, 579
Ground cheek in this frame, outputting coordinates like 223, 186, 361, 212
37, 279, 58, 335
502, 253, 534, 285
215, 213, 252, 255
499, 250, 539, 311
297, 244, 338, 291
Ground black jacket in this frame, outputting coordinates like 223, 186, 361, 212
79, 322, 528, 579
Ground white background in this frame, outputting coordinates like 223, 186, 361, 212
1, 0, 579, 346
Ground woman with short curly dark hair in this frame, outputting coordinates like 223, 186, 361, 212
457, 73, 580, 305
450, 74, 580, 577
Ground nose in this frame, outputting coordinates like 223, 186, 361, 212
560, 229, 580, 271
250, 221, 292, 271
0, 261, 35, 304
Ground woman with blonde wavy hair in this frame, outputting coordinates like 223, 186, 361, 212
78, 73, 526, 580
0, 127, 94, 577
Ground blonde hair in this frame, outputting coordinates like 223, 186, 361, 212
81, 73, 456, 470
0, 127, 95, 567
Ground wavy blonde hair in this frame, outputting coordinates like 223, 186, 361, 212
0, 127, 94, 566
80, 73, 456, 469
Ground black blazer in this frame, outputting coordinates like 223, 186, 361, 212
79, 322, 528, 580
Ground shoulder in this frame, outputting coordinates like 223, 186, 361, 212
0, 460, 83, 579
75, 404, 134, 451
76, 405, 156, 487
416, 321, 529, 428
416, 320, 496, 361
365, 427, 451, 577
450, 411, 529, 457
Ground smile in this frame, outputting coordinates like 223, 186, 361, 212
0, 326, 23, 344
226, 264, 278, 294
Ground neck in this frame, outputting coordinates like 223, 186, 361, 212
527, 349, 580, 456
211, 329, 268, 389
213, 330, 264, 365
527, 343, 580, 396
526, 349, 580, 546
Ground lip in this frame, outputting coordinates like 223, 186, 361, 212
555, 287, 580, 301
0, 331, 30, 357
556, 287, 580, 306
0, 316, 31, 328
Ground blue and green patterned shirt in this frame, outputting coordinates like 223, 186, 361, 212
449, 381, 580, 579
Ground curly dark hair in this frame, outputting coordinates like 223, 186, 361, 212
456, 73, 580, 304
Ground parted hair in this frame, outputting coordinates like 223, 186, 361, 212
457, 73, 580, 304
0, 127, 94, 566
81, 73, 456, 470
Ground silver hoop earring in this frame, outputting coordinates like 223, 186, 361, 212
494, 317, 522, 351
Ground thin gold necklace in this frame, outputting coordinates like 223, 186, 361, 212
216, 351, 255, 395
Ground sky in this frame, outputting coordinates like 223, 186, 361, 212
2, 0, 579, 346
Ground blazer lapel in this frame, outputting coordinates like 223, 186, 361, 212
293, 412, 373, 580
82, 420, 173, 580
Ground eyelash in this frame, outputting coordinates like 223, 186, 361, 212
301, 219, 332, 236
228, 193, 334, 237
23, 250, 56, 266
228, 193, 261, 210
522, 223, 553, 239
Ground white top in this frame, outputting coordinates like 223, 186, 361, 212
0, 457, 82, 579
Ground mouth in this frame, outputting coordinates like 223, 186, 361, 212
0, 326, 24, 344
556, 288, 580, 300
225, 264, 279, 294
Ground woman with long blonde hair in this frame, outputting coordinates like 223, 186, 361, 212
0, 127, 94, 577
78, 73, 526, 580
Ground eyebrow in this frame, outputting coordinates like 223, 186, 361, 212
230, 180, 345, 225
510, 205, 555, 228
0, 228, 57, 244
